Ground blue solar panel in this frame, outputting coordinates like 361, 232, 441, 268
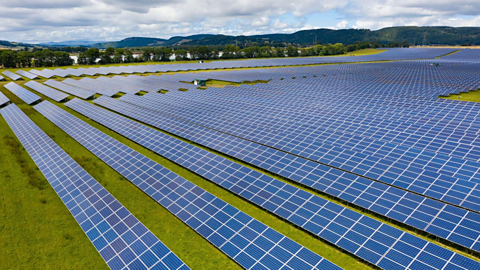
91, 96, 480, 253
2, 70, 22, 81
28, 48, 456, 78
0, 103, 189, 270
25, 81, 69, 102
44, 80, 95, 99
34, 100, 342, 270
0, 91, 10, 107
16, 70, 38, 80
4, 82, 41, 105
112, 74, 480, 214
63, 98, 480, 270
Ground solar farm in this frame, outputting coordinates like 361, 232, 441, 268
3, 48, 480, 270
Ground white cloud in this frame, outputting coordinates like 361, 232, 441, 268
336, 20, 348, 28
0, 0, 478, 42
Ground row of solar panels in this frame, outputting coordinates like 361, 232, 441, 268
59, 96, 480, 270
45, 60, 480, 99
23, 48, 456, 79
124, 73, 480, 214
0, 86, 346, 268
3, 54, 480, 269
98, 93, 480, 254
0, 103, 189, 270
4, 79, 480, 269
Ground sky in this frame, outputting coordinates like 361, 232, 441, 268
1, 0, 480, 43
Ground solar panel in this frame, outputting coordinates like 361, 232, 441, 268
2, 70, 22, 81
15, 70, 38, 80
44, 80, 95, 99
0, 103, 189, 270
24, 81, 70, 102
66, 98, 480, 270
89, 96, 480, 253
26, 48, 457, 78
0, 74, 5, 81
34, 100, 342, 270
115, 75, 480, 214
4, 82, 41, 105
0, 91, 10, 107
62, 78, 119, 97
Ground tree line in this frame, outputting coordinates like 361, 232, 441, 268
0, 40, 409, 68
0, 49, 73, 68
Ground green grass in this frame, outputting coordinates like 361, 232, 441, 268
440, 90, 480, 102
0, 83, 372, 270
345, 48, 387, 56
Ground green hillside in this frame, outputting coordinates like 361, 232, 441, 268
90, 26, 480, 48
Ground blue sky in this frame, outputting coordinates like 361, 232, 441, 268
0, 0, 479, 43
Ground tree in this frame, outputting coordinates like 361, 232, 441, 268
175, 49, 188, 61
242, 46, 260, 58
124, 50, 134, 63
17, 51, 33, 67
53, 51, 73, 66
102, 47, 115, 64
197, 46, 211, 60
286, 46, 299, 57
0, 50, 17, 68
222, 45, 239, 59
274, 47, 285, 57
113, 48, 124, 63
141, 48, 153, 62
78, 52, 87, 65
85, 48, 100, 65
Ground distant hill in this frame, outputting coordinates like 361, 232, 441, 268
91, 26, 480, 48
0, 40, 38, 49
39, 40, 107, 47
91, 35, 219, 48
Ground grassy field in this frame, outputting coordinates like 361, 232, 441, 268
0, 81, 373, 270
440, 90, 480, 102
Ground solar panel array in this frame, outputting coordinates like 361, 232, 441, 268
24, 81, 70, 102
4, 82, 41, 105
34, 100, 342, 270
28, 48, 456, 78
15, 70, 38, 80
0, 91, 10, 107
7, 48, 480, 270
105, 62, 480, 215
65, 97, 480, 269
62, 78, 119, 97
44, 80, 95, 99
2, 70, 22, 81
91, 95, 480, 253
0, 103, 189, 270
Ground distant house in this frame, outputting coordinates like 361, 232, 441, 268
194, 79, 206, 86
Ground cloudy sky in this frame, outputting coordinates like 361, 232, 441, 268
1, 0, 480, 43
